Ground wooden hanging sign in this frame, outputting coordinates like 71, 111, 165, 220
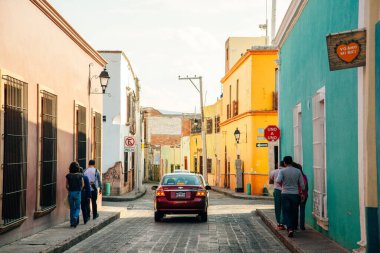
326, 29, 366, 71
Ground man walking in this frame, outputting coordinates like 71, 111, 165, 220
276, 156, 305, 237
84, 160, 102, 219
269, 161, 285, 230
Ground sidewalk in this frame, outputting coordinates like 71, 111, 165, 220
0, 206, 127, 253
256, 209, 350, 253
102, 185, 147, 202
212, 186, 274, 200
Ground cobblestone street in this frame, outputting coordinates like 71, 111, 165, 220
65, 187, 289, 253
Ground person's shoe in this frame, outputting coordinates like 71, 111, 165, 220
93, 213, 99, 220
84, 218, 88, 224
277, 224, 285, 230
288, 230, 294, 237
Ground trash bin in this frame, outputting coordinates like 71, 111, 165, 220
104, 182, 111, 196
247, 183, 251, 195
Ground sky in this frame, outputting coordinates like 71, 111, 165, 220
49, 0, 291, 113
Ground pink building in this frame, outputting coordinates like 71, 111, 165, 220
0, 0, 106, 245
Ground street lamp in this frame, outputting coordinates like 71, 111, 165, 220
234, 128, 241, 144
99, 68, 110, 93
234, 128, 243, 192
89, 63, 111, 95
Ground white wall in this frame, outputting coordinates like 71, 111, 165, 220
101, 52, 135, 173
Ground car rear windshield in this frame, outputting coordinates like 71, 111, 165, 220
162, 174, 201, 186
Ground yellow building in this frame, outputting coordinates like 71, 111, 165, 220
220, 47, 278, 195
225, 37, 267, 73
189, 99, 222, 186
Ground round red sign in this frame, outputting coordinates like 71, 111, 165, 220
264, 125, 281, 142
125, 136, 135, 147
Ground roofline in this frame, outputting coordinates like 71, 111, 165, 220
98, 50, 138, 80
30, 0, 107, 66
221, 49, 278, 83
273, 0, 308, 49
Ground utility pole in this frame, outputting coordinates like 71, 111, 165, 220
271, 0, 277, 43
178, 75, 208, 183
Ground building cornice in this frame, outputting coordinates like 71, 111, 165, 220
221, 50, 278, 83
30, 0, 107, 66
220, 110, 278, 127
273, 0, 308, 49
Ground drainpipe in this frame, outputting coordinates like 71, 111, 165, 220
362, 0, 380, 252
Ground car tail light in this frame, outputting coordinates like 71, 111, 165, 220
156, 190, 165, 197
196, 191, 206, 197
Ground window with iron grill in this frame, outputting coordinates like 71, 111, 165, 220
194, 157, 197, 173
215, 116, 220, 133
2, 75, 28, 225
207, 159, 212, 173
191, 119, 201, 134
40, 91, 57, 209
233, 100, 238, 116
76, 105, 86, 170
93, 112, 102, 171
206, 118, 212, 134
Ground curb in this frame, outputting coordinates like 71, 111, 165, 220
212, 187, 273, 200
256, 209, 303, 253
102, 187, 147, 202
44, 212, 120, 253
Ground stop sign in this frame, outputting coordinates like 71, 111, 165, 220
264, 125, 281, 142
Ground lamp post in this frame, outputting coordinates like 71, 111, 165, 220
178, 75, 207, 183
89, 63, 111, 95
234, 127, 243, 192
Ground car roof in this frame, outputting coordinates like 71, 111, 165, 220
163, 172, 199, 176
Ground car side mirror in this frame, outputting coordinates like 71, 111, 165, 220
151, 185, 158, 191
205, 185, 211, 190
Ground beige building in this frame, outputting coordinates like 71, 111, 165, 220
0, 0, 106, 245
225, 37, 267, 73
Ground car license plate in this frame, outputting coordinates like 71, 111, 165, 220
176, 192, 186, 198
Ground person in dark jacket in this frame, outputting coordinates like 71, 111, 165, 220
80, 167, 91, 224
66, 162, 84, 228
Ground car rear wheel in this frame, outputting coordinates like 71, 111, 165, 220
154, 211, 164, 222
200, 212, 207, 222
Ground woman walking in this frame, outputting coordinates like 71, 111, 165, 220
66, 162, 84, 228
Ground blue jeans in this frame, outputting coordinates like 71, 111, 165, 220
273, 189, 283, 225
281, 193, 300, 231
68, 191, 81, 225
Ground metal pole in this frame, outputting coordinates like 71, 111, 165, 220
178, 75, 208, 183
199, 77, 208, 183
271, 0, 276, 43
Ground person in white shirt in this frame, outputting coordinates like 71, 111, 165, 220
269, 161, 285, 230
84, 160, 102, 219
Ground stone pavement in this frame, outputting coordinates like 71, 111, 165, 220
102, 185, 147, 202
256, 209, 350, 253
0, 206, 127, 253
66, 189, 288, 253
212, 186, 273, 200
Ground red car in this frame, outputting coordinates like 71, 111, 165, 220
152, 173, 211, 222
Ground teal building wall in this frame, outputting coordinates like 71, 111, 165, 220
279, 0, 360, 250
